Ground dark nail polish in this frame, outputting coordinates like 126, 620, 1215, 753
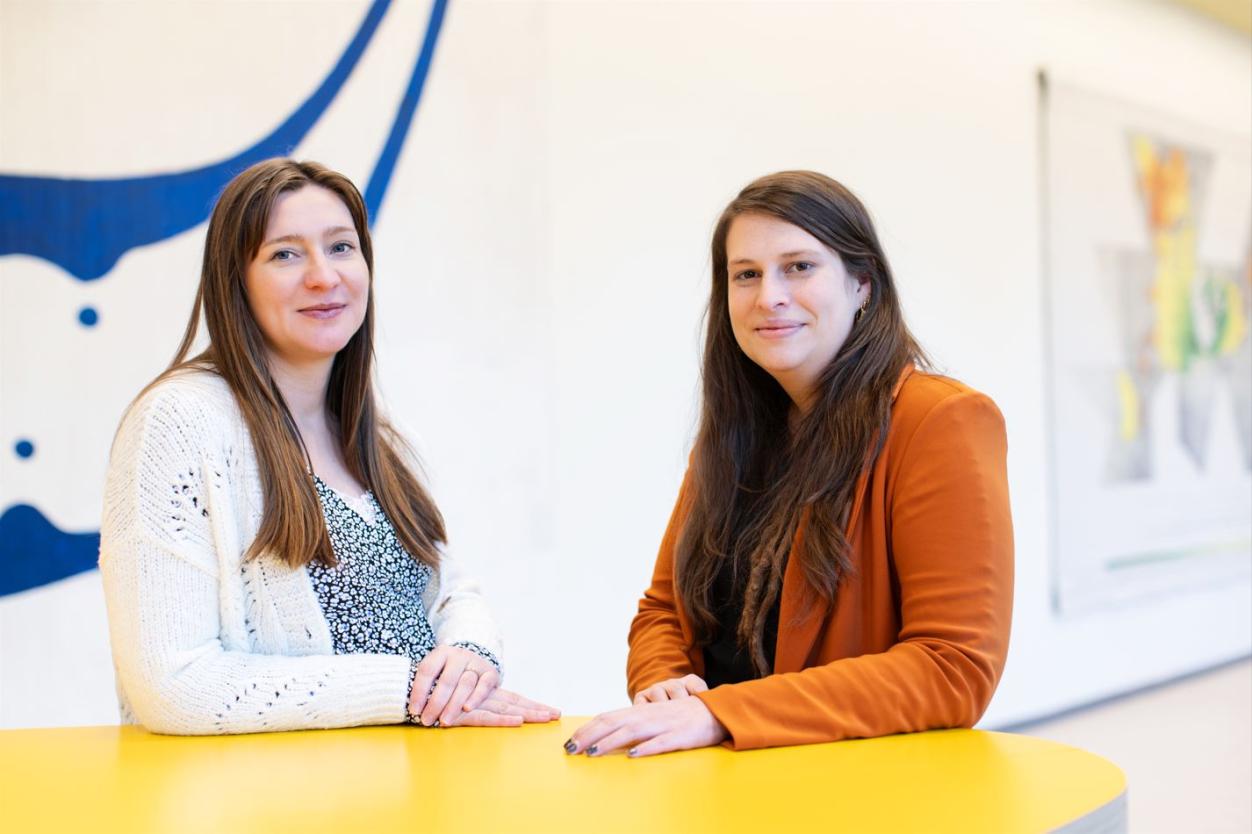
628, 748, 638, 757
587, 744, 599, 756
563, 739, 576, 754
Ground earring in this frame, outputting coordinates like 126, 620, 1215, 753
856, 295, 870, 322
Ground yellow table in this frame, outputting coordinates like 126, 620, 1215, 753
0, 719, 1124, 833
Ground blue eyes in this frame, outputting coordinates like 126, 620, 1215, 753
267, 241, 355, 262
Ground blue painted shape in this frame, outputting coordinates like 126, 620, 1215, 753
14, 439, 35, 458
0, 504, 100, 596
0, 2, 452, 597
0, 0, 391, 281
78, 306, 99, 327
364, 0, 449, 222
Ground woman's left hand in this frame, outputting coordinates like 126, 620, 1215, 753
456, 689, 562, 727
566, 697, 728, 758
408, 645, 501, 727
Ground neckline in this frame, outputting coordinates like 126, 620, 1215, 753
313, 475, 376, 526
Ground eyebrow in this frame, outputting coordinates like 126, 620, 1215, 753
260, 226, 358, 248
728, 249, 824, 266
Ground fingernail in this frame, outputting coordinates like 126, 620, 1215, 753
586, 744, 599, 756
563, 739, 576, 754
628, 748, 638, 757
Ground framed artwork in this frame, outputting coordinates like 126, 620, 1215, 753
1042, 75, 1252, 613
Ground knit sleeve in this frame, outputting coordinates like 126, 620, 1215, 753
379, 416, 504, 671
422, 543, 504, 666
99, 378, 410, 735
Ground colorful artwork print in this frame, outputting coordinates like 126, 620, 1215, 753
1107, 136, 1252, 482
1044, 78, 1252, 613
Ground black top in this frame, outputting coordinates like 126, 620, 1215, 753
701, 556, 781, 688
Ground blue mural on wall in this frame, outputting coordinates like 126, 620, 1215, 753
0, 506, 103, 597
0, 0, 449, 596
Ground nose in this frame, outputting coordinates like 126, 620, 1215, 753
303, 252, 341, 290
756, 269, 789, 310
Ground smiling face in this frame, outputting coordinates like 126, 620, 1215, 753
725, 212, 867, 410
244, 185, 370, 370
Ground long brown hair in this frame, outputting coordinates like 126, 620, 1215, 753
676, 171, 925, 675
153, 158, 444, 568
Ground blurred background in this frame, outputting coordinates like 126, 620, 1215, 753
1, 0, 1249, 827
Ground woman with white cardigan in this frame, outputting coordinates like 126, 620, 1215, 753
100, 159, 557, 735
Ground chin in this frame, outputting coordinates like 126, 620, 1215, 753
298, 338, 354, 360
749, 350, 804, 375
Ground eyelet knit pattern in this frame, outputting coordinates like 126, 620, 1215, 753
98, 369, 502, 735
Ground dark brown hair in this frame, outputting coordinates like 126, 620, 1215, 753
676, 171, 925, 675
154, 158, 445, 568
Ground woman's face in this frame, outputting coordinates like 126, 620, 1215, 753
245, 185, 369, 369
725, 212, 867, 410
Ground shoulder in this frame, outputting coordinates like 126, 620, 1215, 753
114, 366, 244, 458
128, 367, 238, 424
886, 369, 1005, 456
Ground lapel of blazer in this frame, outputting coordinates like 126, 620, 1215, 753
772, 363, 916, 674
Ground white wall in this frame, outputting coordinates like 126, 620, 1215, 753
1, 0, 1248, 729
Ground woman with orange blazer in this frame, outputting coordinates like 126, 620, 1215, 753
567, 171, 1013, 757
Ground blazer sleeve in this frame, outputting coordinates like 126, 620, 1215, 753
626, 467, 701, 698
696, 392, 1014, 749
99, 384, 411, 735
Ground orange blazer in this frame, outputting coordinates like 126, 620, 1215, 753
626, 367, 1014, 750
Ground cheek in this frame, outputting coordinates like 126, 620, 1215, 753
726, 291, 751, 332
346, 264, 370, 299
244, 276, 283, 332
813, 283, 856, 326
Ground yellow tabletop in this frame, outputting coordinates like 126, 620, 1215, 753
0, 719, 1124, 833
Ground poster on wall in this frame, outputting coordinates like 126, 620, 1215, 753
1042, 75, 1252, 614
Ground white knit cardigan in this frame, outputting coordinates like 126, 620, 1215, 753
99, 369, 502, 735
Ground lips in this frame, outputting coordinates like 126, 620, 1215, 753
755, 322, 805, 339
298, 303, 346, 320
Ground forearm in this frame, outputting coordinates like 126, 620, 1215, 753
627, 466, 701, 698
124, 647, 410, 736
103, 534, 410, 735
425, 544, 503, 661
697, 637, 1003, 750
626, 601, 699, 698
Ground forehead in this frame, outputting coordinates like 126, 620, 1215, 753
265, 185, 356, 234
725, 212, 826, 257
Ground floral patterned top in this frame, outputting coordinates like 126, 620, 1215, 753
308, 477, 500, 720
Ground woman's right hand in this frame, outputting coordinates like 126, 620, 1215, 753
449, 689, 561, 728
632, 674, 708, 704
